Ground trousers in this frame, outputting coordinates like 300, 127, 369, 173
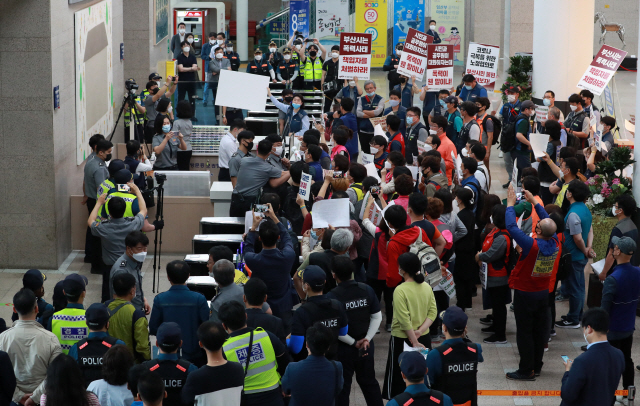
85, 198, 102, 272
566, 259, 588, 323
177, 82, 197, 116
503, 150, 513, 182
367, 278, 394, 327
488, 284, 510, 340
610, 334, 634, 389
336, 342, 384, 406
229, 193, 257, 217
100, 260, 112, 303
513, 289, 549, 374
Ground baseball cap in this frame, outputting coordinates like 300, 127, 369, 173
521, 100, 536, 110
398, 351, 427, 381
108, 159, 129, 178
302, 265, 326, 290
23, 269, 46, 291
225, 40, 233, 47
114, 169, 133, 185
443, 95, 458, 106
254, 47, 263, 53
269, 41, 277, 46
156, 322, 182, 351
612, 236, 636, 255
149, 72, 162, 81
505, 85, 520, 94
440, 306, 468, 335
85, 303, 111, 329
63, 274, 88, 296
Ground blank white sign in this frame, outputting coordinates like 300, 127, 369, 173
215, 70, 269, 112
312, 199, 351, 228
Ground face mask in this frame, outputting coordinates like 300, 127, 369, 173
543, 98, 551, 107
104, 153, 112, 162
366, 92, 375, 97
583, 330, 589, 344
464, 85, 472, 90
209, 39, 215, 44
269, 47, 277, 53
309, 51, 317, 57
187, 38, 194, 44
183, 46, 190, 53
218, 40, 224, 45
429, 129, 437, 135
179, 29, 185, 34
612, 206, 618, 216
295, 44, 302, 50
349, 81, 356, 87
156, 81, 161, 87
273, 146, 283, 156
255, 55, 262, 61
245, 141, 254, 150
215, 53, 223, 59
370, 146, 379, 154
396, 50, 402, 56
227, 46, 233, 52
400, 78, 407, 83
439, 99, 446, 107
389, 100, 400, 107
310, 230, 318, 240
151, 87, 159, 95
406, 116, 414, 125
284, 54, 291, 61
284, 97, 293, 103
162, 124, 172, 133
384, 161, 392, 169
132, 252, 147, 263
507, 95, 516, 103
292, 103, 301, 109
430, 25, 436, 30
570, 105, 577, 111
331, 52, 339, 58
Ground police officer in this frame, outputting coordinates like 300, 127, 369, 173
267, 41, 283, 70
383, 43, 404, 92
276, 48, 299, 89
426, 307, 483, 406
109, 231, 151, 314
291, 39, 305, 89
299, 39, 326, 90
219, 301, 289, 406
100, 169, 141, 220
246, 48, 277, 82
223, 40, 241, 71
69, 303, 125, 387
327, 257, 384, 406
51, 274, 89, 354
229, 130, 255, 187
96, 159, 127, 198
289, 266, 349, 361
142, 322, 197, 406
124, 79, 146, 143
387, 352, 453, 406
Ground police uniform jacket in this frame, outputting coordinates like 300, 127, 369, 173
427, 338, 482, 406
84, 156, 109, 199
68, 332, 124, 387
142, 353, 197, 406
326, 280, 381, 342
109, 253, 145, 311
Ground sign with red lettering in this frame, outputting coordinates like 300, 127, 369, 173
397, 28, 433, 81
425, 44, 453, 90
577, 44, 627, 96
465, 42, 500, 88
338, 32, 372, 80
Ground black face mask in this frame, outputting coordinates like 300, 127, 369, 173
284, 97, 293, 103
245, 142, 254, 151
151, 87, 159, 95
309, 51, 317, 57
105, 153, 112, 162
400, 78, 406, 83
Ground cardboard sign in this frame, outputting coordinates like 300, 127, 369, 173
452, 151, 462, 182
426, 44, 454, 90
535, 105, 549, 123
577, 45, 628, 96
299, 172, 312, 201
397, 28, 433, 81
216, 71, 269, 111
364, 162, 381, 182
465, 43, 500, 87
417, 140, 432, 155
368, 201, 383, 226
438, 271, 456, 299
361, 153, 374, 165
370, 115, 389, 130
338, 33, 372, 80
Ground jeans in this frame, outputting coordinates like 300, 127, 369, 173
609, 334, 634, 389
566, 259, 588, 323
202, 60, 210, 102
513, 289, 549, 374
503, 150, 513, 182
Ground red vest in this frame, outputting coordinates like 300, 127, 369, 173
482, 228, 511, 278
509, 237, 559, 292
330, 145, 350, 162
386, 131, 406, 156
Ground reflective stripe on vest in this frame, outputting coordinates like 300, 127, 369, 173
223, 328, 280, 394
97, 179, 115, 199
124, 96, 145, 126
303, 58, 323, 81
555, 183, 569, 208
103, 191, 137, 219
52, 308, 88, 354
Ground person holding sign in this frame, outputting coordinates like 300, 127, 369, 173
356, 81, 385, 154
458, 74, 488, 102
335, 77, 363, 114
383, 43, 404, 92
564, 94, 591, 150
267, 88, 310, 139
393, 75, 420, 109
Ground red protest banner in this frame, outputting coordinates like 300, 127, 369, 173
338, 32, 372, 80
426, 44, 454, 89
397, 28, 433, 81
577, 44, 627, 96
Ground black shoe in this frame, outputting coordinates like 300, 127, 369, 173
506, 371, 536, 381
534, 370, 541, 377
502, 182, 510, 189
581, 345, 587, 352
555, 320, 580, 329
90, 267, 102, 275
481, 325, 495, 333
479, 315, 493, 325
483, 335, 507, 344
83, 256, 92, 263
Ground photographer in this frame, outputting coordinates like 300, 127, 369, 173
152, 114, 187, 170
124, 140, 152, 190
143, 76, 177, 143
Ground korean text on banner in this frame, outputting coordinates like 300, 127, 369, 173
369, 114, 389, 129
535, 105, 549, 123
289, 0, 310, 38
431, 0, 465, 66
312, 199, 351, 228
355, 0, 387, 68
465, 43, 500, 87
216, 71, 269, 112
316, 0, 349, 45
438, 271, 456, 299
577, 44, 628, 96
426, 44, 454, 90
361, 153, 374, 165
339, 33, 372, 80
397, 28, 433, 81
299, 172, 312, 201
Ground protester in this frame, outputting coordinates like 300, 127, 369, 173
87, 345, 135, 406
496, 86, 522, 188
601, 194, 640, 280
452, 188, 477, 309
40, 355, 101, 406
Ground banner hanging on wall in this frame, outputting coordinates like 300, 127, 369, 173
426, 44, 454, 89
355, 0, 387, 68
338, 33, 372, 79
430, 0, 465, 66
577, 44, 628, 96
392, 0, 425, 49
290, 0, 310, 38
465, 42, 500, 89
315, 0, 349, 48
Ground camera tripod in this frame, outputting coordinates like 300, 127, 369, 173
151, 172, 166, 293
109, 90, 151, 155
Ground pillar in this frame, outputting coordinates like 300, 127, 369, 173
633, 11, 640, 205
237, 0, 249, 62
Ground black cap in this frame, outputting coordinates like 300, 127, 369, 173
85, 303, 111, 329
62, 274, 88, 296
23, 269, 46, 291
149, 72, 162, 81
302, 265, 326, 289
399, 351, 427, 380
108, 159, 128, 178
156, 322, 182, 351
114, 169, 133, 185
440, 306, 468, 335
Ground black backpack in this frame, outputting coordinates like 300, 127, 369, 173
555, 237, 573, 281
482, 114, 502, 145
496, 230, 520, 275
499, 113, 528, 153
464, 180, 486, 226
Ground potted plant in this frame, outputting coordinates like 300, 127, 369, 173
499, 55, 533, 102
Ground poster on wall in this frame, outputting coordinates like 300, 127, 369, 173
154, 0, 169, 45
425, 44, 454, 89
465, 42, 500, 89
315, 0, 349, 48
396, 28, 432, 81
577, 44, 627, 96
75, 0, 114, 165
430, 0, 465, 66
393, 0, 425, 48
355, 0, 387, 68
290, 0, 310, 38
338, 33, 372, 80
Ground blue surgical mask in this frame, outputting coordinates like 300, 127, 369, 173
389, 100, 400, 107
406, 116, 414, 125
366, 92, 375, 97
292, 103, 301, 109
464, 85, 472, 90
310, 230, 318, 240
162, 124, 171, 133
543, 98, 551, 107
439, 99, 446, 107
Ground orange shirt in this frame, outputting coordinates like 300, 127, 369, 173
438, 133, 456, 186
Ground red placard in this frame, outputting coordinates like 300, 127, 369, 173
396, 28, 434, 81
425, 44, 454, 89
339, 32, 373, 79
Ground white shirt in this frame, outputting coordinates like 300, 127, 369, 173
135, 158, 153, 172
219, 132, 238, 168
88, 380, 134, 406
469, 123, 481, 142
475, 161, 489, 193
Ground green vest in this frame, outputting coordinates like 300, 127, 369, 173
303, 58, 323, 82
97, 179, 115, 199
101, 190, 138, 220
555, 182, 570, 208
349, 183, 364, 201
140, 90, 151, 120
52, 308, 88, 354
223, 328, 280, 394
124, 95, 145, 126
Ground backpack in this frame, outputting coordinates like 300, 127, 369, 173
499, 113, 528, 153
482, 114, 502, 145
409, 227, 442, 287
495, 230, 520, 275
555, 238, 572, 281
464, 180, 486, 226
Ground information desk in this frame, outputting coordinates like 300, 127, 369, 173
200, 217, 245, 234
186, 275, 217, 300
193, 234, 244, 254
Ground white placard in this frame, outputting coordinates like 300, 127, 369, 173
311, 198, 351, 228
465, 42, 500, 88
408, 165, 419, 182
438, 271, 456, 299
216, 70, 269, 111
338, 33, 372, 80
577, 45, 628, 96
480, 262, 487, 290
591, 258, 606, 276
299, 172, 312, 201
417, 140, 432, 155
359, 191, 371, 220
396, 28, 432, 81
454, 153, 463, 182
374, 124, 385, 136
511, 158, 520, 193
529, 134, 549, 159
535, 105, 549, 123
364, 163, 381, 182
368, 202, 383, 226
361, 153, 374, 165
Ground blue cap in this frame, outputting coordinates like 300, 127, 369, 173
23, 269, 46, 291
157, 322, 182, 351
85, 303, 111, 329
62, 273, 88, 296
107, 159, 128, 177
399, 351, 427, 380
302, 265, 326, 290
114, 169, 133, 185
440, 306, 468, 335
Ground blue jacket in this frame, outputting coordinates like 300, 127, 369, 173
245, 222, 297, 318
506, 204, 556, 259
426, 338, 483, 390
564, 202, 592, 262
603, 263, 640, 333
560, 342, 624, 406
281, 355, 344, 406
308, 160, 323, 183
148, 285, 210, 361
393, 83, 414, 109
201, 42, 213, 61
461, 175, 480, 214
335, 113, 359, 159
501, 100, 522, 124
388, 384, 453, 406
458, 84, 487, 102
383, 106, 407, 136
68, 332, 125, 361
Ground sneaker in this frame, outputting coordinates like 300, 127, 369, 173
555, 320, 580, 329
617, 395, 629, 406
544, 343, 549, 352
481, 325, 496, 334
550, 329, 557, 337
555, 294, 569, 302
548, 337, 552, 342
581, 345, 587, 352
479, 315, 493, 325
509, 304, 514, 312
499, 151, 504, 158
386, 323, 392, 332
506, 371, 536, 381
483, 335, 507, 344
502, 182, 510, 189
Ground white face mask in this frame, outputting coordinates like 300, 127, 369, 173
284, 54, 291, 61
370, 146, 379, 154
384, 161, 392, 169
274, 146, 283, 156
295, 44, 302, 50
132, 252, 147, 263
215, 53, 223, 59
179, 29, 185, 34
218, 40, 224, 45
227, 46, 233, 52
209, 39, 215, 44
583, 330, 589, 344
331, 52, 339, 58
156, 81, 161, 87
349, 81, 356, 87
187, 38, 194, 44
570, 105, 578, 111
255, 55, 262, 61
429, 129, 437, 135
612, 206, 618, 216
430, 25, 436, 30
396, 50, 402, 56
507, 94, 516, 103
269, 47, 277, 53
183, 46, 190, 53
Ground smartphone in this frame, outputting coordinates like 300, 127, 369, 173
516, 192, 523, 201
561, 355, 570, 363
254, 204, 269, 213
333, 171, 344, 179
117, 184, 130, 193
370, 186, 381, 195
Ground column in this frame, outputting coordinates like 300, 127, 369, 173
237, 0, 249, 62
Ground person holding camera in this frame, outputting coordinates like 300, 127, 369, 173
143, 76, 177, 143
124, 140, 152, 190
298, 39, 326, 91
152, 114, 187, 170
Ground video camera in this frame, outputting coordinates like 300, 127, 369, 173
125, 79, 139, 94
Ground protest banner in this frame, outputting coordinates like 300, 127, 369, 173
299, 172, 312, 201
312, 199, 350, 228
339, 33, 372, 79
426, 44, 454, 90
397, 28, 433, 81
577, 44, 628, 96
465, 43, 500, 88
438, 271, 456, 299
535, 105, 549, 123
369, 114, 389, 130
